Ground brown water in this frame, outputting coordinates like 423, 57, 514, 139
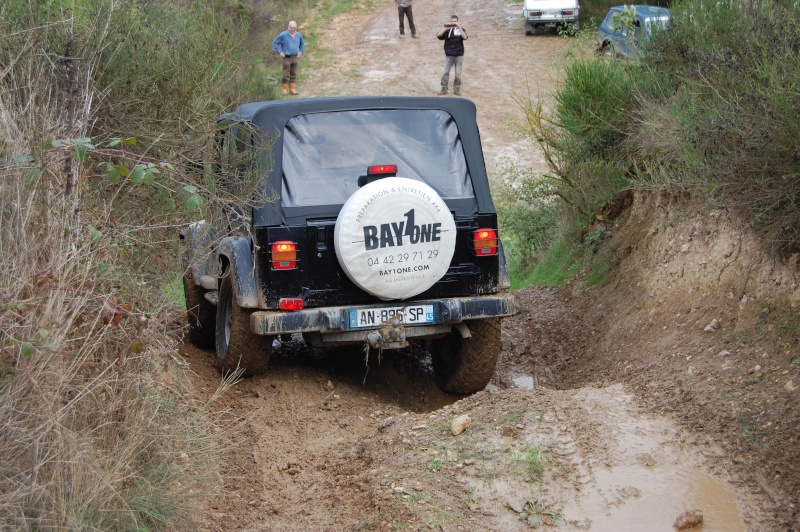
491, 380, 747, 531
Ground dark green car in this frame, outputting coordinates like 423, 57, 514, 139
596, 5, 670, 59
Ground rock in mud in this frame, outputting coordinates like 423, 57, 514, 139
506, 499, 525, 513
673, 509, 703, 529
450, 414, 471, 436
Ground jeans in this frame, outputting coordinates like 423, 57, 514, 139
398, 5, 415, 35
440, 55, 463, 92
281, 55, 299, 83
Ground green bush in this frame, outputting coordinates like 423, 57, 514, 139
494, 163, 562, 272
520, 0, 800, 267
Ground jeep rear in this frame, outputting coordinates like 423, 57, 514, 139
181, 97, 516, 394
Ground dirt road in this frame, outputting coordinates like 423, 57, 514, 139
184, 1, 798, 530
298, 0, 560, 177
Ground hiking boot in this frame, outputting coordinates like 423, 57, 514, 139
400, 34, 405, 38
412, 34, 419, 38
454, 89, 461, 96
438, 88, 448, 96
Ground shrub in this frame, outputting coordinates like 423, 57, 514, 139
518, 0, 800, 261
0, 1, 256, 528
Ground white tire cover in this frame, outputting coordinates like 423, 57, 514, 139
334, 177, 457, 300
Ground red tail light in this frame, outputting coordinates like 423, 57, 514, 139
530, 10, 542, 16
368, 164, 398, 175
473, 229, 498, 256
271, 240, 297, 270
561, 9, 574, 15
279, 298, 305, 311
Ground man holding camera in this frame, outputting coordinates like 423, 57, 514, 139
394, 0, 417, 38
436, 15, 468, 96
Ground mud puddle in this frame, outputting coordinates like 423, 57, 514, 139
378, 360, 748, 531
556, 386, 746, 530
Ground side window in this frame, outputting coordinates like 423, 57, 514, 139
214, 123, 257, 228
232, 125, 253, 181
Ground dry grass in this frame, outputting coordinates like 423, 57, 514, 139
0, 144, 231, 530
0, 9, 233, 531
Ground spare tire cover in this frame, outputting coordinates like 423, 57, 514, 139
334, 177, 457, 300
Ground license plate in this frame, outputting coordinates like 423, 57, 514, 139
348, 305, 434, 328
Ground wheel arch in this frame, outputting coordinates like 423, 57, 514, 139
180, 220, 211, 281
217, 236, 260, 308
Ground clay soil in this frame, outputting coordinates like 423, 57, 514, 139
184, 1, 800, 530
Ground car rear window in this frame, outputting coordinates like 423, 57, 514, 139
280, 109, 474, 207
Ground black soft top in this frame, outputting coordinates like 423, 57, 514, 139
220, 96, 494, 226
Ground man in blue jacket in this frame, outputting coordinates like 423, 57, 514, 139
436, 15, 468, 96
272, 21, 305, 96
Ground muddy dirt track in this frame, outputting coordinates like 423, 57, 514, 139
183, 1, 799, 530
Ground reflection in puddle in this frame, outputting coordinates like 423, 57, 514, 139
468, 385, 746, 531
562, 386, 746, 530
564, 465, 744, 531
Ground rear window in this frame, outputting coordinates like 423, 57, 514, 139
280, 109, 474, 207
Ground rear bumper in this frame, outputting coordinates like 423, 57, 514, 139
250, 293, 517, 336
524, 11, 579, 24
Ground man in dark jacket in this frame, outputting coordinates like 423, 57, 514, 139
436, 15, 468, 95
395, 0, 417, 38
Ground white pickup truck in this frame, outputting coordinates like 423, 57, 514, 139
523, 0, 580, 34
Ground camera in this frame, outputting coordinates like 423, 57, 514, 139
444, 23, 456, 27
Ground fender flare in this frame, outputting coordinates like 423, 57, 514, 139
217, 236, 260, 309
498, 240, 511, 290
180, 220, 211, 280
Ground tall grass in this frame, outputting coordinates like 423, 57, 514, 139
0, 1, 270, 528
0, 130, 228, 530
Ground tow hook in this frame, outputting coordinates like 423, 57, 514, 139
367, 319, 408, 349
367, 331, 383, 348
455, 322, 472, 339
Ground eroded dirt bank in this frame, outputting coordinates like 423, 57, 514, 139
186, 1, 799, 530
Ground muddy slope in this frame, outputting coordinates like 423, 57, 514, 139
186, 1, 799, 530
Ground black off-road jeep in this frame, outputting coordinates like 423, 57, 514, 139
181, 96, 516, 394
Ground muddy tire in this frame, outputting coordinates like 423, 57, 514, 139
183, 258, 215, 348
215, 268, 271, 376
431, 318, 502, 394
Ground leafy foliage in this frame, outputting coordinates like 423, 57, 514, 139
517, 0, 800, 260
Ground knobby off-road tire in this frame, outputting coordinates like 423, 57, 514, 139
215, 269, 271, 376
183, 257, 215, 348
431, 318, 502, 394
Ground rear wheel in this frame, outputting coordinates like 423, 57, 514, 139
182, 257, 215, 348
431, 318, 502, 394
215, 268, 271, 376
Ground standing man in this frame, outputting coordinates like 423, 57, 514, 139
436, 15, 468, 96
395, 0, 417, 39
272, 21, 305, 96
